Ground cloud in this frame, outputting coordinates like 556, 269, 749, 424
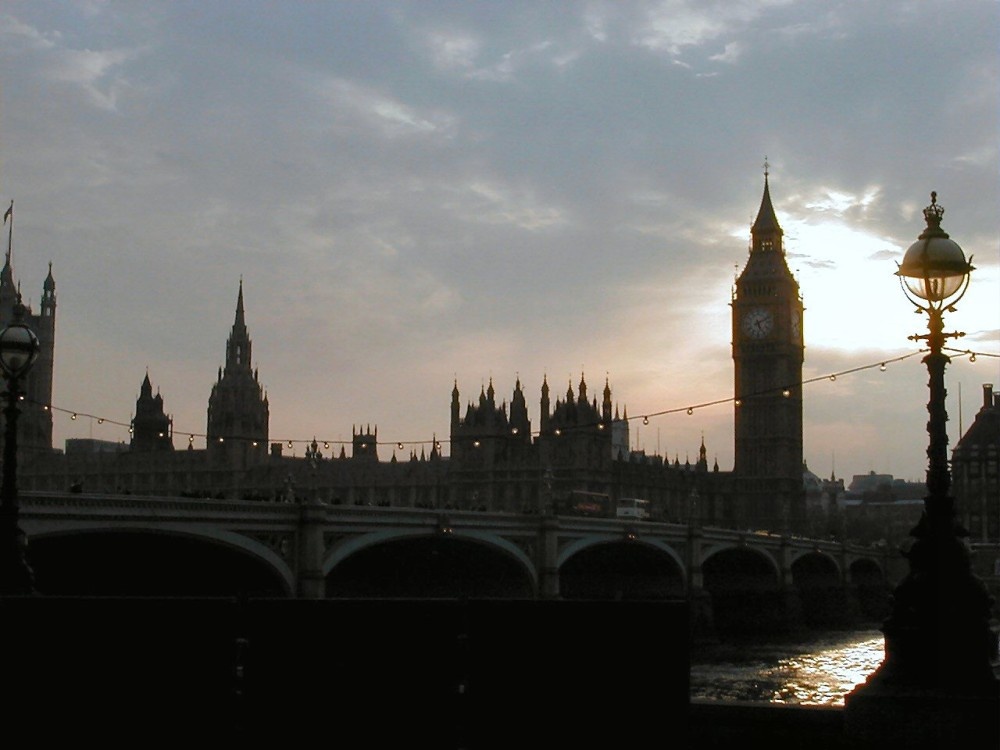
1, 15, 140, 112
804, 187, 881, 216
709, 41, 743, 63
634, 0, 782, 56
0, 14, 61, 50
420, 24, 575, 82
444, 181, 567, 230
48, 47, 135, 111
426, 29, 482, 72
310, 75, 456, 138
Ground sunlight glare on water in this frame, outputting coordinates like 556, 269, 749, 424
690, 630, 886, 706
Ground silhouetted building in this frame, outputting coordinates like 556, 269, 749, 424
836, 471, 926, 547
732, 171, 805, 532
20, 176, 822, 533
131, 372, 174, 452
0, 254, 55, 458
953, 383, 1000, 542
206, 281, 269, 468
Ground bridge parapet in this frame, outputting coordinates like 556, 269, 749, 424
17, 492, 889, 601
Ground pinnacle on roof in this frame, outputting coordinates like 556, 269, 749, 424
751, 172, 782, 238
235, 278, 246, 328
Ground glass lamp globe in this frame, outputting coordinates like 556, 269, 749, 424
896, 192, 973, 308
0, 323, 40, 380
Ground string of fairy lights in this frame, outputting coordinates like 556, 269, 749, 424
22, 346, 998, 454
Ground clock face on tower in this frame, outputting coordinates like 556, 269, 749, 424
741, 307, 774, 339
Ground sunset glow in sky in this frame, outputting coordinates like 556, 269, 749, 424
1, 1, 997, 483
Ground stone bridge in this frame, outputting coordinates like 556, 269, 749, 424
19, 491, 894, 635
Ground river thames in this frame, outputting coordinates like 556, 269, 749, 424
690, 628, 885, 706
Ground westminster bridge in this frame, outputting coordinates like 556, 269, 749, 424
18, 490, 894, 634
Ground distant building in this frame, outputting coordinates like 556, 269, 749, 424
802, 461, 844, 539
65, 439, 127, 456
952, 383, 999, 543
18, 177, 826, 534
836, 471, 926, 547
0, 252, 55, 459
131, 372, 174, 452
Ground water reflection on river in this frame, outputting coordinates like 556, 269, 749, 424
690, 629, 885, 706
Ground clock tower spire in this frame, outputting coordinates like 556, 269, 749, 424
732, 168, 805, 533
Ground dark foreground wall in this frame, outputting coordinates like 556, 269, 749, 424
2, 597, 689, 747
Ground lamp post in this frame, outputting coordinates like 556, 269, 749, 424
0, 301, 40, 595
845, 193, 998, 744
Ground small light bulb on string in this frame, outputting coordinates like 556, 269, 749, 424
323, 442, 330, 450
879, 363, 887, 372
829, 375, 836, 382
734, 399, 742, 406
686, 408, 693, 415
287, 440, 293, 449
782, 389, 791, 397
97, 418, 104, 424
969, 352, 977, 362
397, 442, 404, 450
218, 437, 224, 443
189, 435, 194, 444
642, 416, 649, 425
71, 413, 77, 420
434, 441, 442, 450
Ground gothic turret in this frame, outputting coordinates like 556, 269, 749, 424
0, 203, 56, 456
509, 376, 531, 441
352, 424, 379, 461
540, 375, 550, 434
207, 281, 269, 467
131, 372, 174, 452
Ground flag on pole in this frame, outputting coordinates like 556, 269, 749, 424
3, 201, 10, 225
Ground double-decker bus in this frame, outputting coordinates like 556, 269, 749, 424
559, 490, 611, 517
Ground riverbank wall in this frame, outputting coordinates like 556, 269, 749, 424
2, 596, 995, 746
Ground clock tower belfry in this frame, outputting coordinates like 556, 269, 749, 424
732, 170, 805, 533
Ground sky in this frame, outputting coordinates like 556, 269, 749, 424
0, 1, 997, 484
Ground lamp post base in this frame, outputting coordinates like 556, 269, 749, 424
0, 527, 35, 595
844, 533, 1000, 747
845, 681, 999, 748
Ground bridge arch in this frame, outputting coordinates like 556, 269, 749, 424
791, 551, 849, 628
702, 545, 785, 636
559, 538, 685, 600
27, 526, 293, 596
849, 556, 891, 621
324, 530, 535, 598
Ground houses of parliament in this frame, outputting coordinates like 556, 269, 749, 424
1, 179, 831, 534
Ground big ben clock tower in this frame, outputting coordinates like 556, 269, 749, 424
732, 169, 805, 532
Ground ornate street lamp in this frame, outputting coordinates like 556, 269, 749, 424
846, 194, 998, 744
0, 301, 40, 595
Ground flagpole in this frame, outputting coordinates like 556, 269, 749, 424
4, 200, 11, 266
